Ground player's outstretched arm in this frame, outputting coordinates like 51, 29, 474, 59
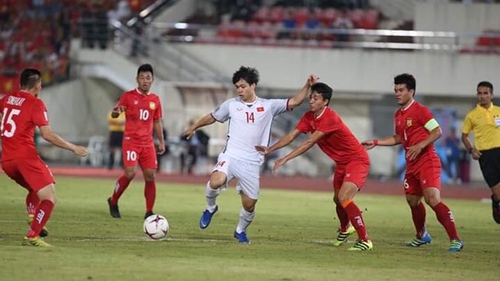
182, 114, 216, 140
362, 134, 401, 150
39, 126, 88, 157
273, 130, 324, 173
256, 129, 301, 155
288, 75, 320, 109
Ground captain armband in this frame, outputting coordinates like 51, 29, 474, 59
424, 118, 440, 131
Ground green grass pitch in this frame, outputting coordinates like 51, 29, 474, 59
0, 174, 498, 281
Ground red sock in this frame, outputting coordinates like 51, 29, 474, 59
144, 180, 156, 213
27, 200, 54, 238
343, 200, 369, 241
26, 191, 39, 216
335, 204, 350, 232
410, 202, 427, 238
111, 175, 132, 205
432, 202, 460, 241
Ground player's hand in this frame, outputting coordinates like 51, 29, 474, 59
182, 129, 195, 140
73, 146, 88, 157
406, 143, 424, 161
471, 148, 482, 160
361, 140, 376, 150
307, 74, 320, 87
255, 145, 270, 155
272, 157, 288, 174
157, 142, 166, 155
111, 106, 123, 118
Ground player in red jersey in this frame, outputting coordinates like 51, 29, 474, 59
256, 82, 373, 251
107, 64, 166, 219
0, 68, 88, 247
362, 73, 463, 252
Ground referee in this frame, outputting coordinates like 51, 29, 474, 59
107, 108, 125, 170
462, 81, 500, 224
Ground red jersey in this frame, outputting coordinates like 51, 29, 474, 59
118, 89, 162, 147
394, 101, 440, 167
0, 91, 49, 161
296, 108, 368, 164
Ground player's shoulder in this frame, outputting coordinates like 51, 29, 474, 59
259, 97, 286, 105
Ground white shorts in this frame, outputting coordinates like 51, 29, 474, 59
212, 153, 261, 200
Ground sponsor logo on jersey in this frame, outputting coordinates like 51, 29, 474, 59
257, 107, 264, 112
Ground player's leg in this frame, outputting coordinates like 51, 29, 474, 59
25, 190, 49, 238
419, 165, 462, 251
422, 187, 462, 252
19, 159, 56, 247
140, 145, 159, 219
491, 183, 500, 224
233, 161, 260, 244
108, 144, 138, 218
337, 182, 372, 251
234, 192, 256, 244
332, 166, 354, 246
478, 149, 500, 223
2, 160, 50, 238
403, 174, 431, 247
200, 156, 231, 229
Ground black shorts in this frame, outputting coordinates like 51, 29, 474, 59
478, 147, 500, 188
109, 131, 124, 148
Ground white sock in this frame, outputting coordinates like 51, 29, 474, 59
236, 208, 255, 233
205, 182, 220, 212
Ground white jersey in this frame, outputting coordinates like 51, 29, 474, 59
211, 97, 289, 165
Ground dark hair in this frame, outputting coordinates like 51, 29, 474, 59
137, 64, 154, 76
394, 73, 416, 94
232, 66, 259, 85
310, 82, 333, 106
477, 81, 493, 93
20, 68, 42, 90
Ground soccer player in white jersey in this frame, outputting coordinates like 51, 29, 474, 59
183, 66, 317, 243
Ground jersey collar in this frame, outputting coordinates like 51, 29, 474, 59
476, 102, 494, 111
402, 99, 415, 111
315, 107, 327, 119
135, 88, 150, 95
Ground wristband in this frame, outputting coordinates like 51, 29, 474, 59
373, 140, 379, 146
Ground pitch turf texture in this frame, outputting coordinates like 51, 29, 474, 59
0, 175, 497, 281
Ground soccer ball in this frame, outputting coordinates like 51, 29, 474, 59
143, 214, 169, 240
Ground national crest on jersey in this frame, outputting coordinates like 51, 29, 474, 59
211, 97, 289, 164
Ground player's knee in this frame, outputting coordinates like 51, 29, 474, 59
125, 170, 136, 179
209, 174, 226, 189
424, 196, 440, 208
143, 170, 155, 181
406, 196, 421, 207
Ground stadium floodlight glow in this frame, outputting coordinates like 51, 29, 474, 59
174, 23, 188, 29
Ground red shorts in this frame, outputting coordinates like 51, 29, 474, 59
333, 159, 370, 190
1, 158, 55, 192
404, 158, 441, 196
122, 142, 157, 170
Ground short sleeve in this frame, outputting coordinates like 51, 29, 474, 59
462, 113, 472, 134
32, 99, 49, 127
211, 99, 231, 122
269, 98, 289, 116
117, 93, 128, 108
418, 106, 440, 131
296, 113, 312, 133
